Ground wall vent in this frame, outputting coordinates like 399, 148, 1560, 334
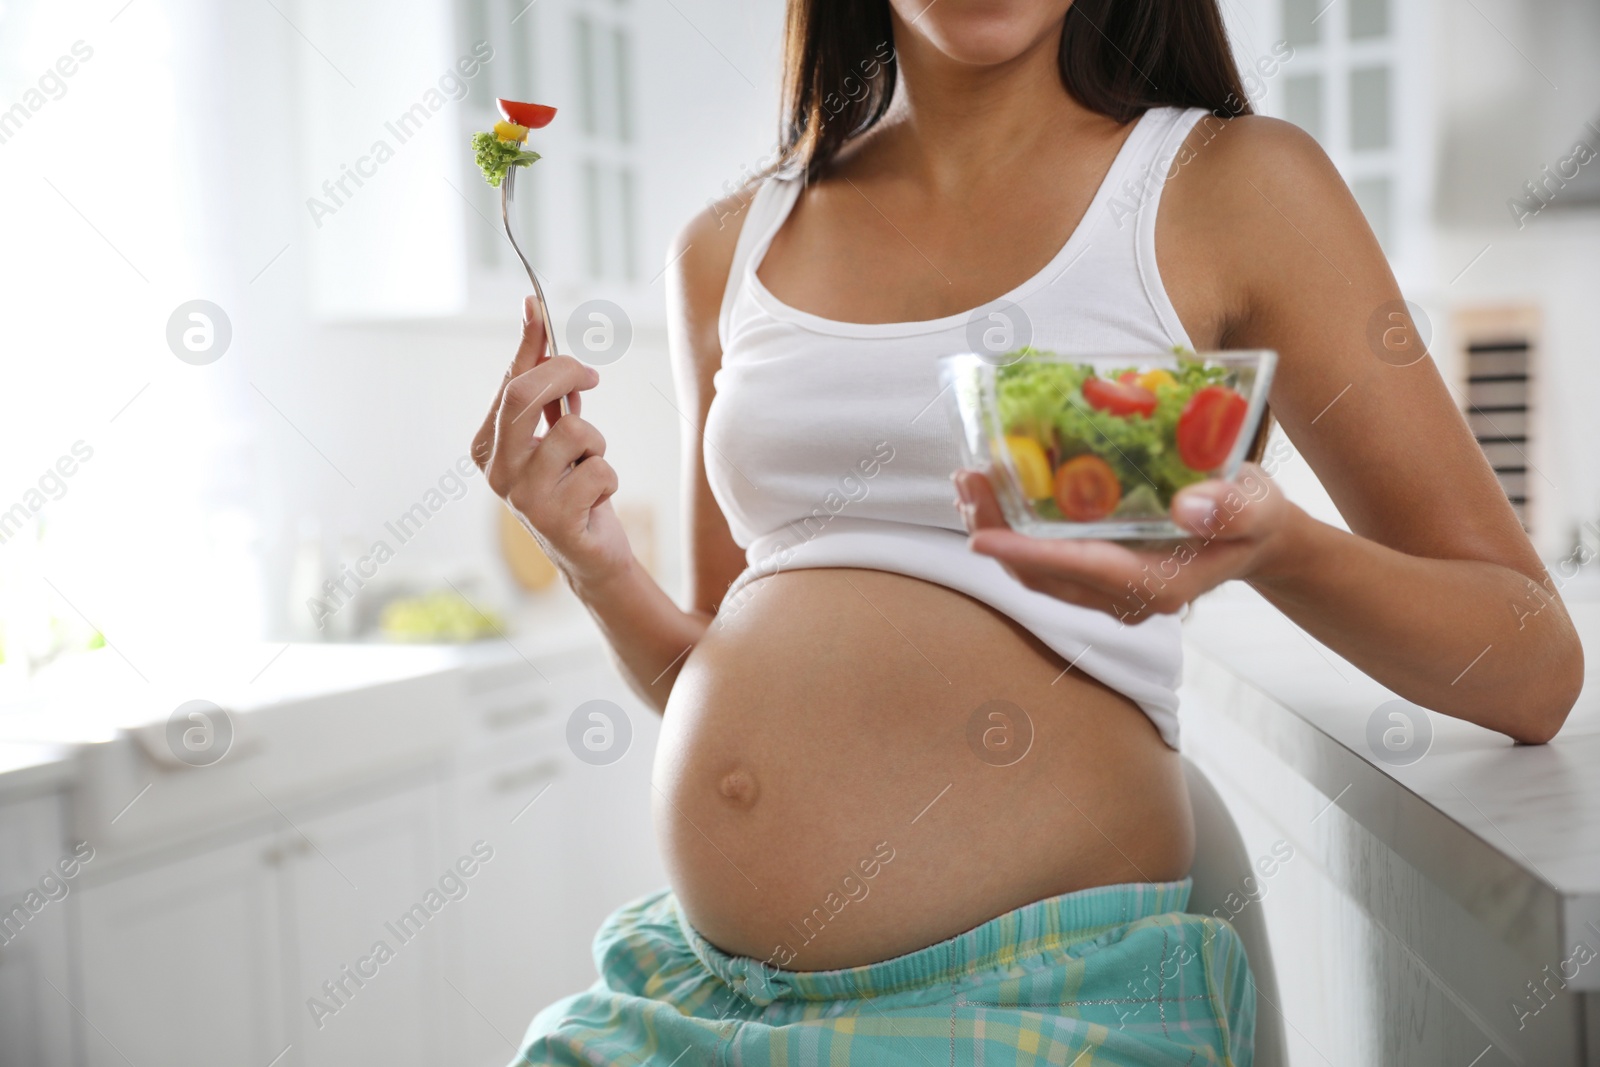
1456, 308, 1538, 531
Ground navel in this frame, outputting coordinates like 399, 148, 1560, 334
718, 768, 759, 808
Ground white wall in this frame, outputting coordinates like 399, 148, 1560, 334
1427, 0, 1600, 557
195, 0, 785, 637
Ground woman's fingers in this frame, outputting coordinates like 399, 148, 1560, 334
474, 296, 555, 469
991, 553, 1164, 620
979, 529, 1258, 618
952, 469, 1009, 532
969, 529, 1181, 618
513, 293, 552, 368
956, 465, 1286, 621
969, 530, 1143, 593
487, 356, 600, 482
1171, 464, 1280, 541
526, 414, 607, 485
553, 455, 619, 514
517, 296, 587, 428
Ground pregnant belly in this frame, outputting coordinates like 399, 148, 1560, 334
652, 568, 1194, 971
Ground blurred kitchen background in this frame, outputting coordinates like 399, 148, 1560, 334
0, 0, 1597, 1064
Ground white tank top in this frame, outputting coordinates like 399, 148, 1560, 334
705, 106, 1208, 748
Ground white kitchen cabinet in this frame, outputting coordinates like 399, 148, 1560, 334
1181, 591, 1600, 1066
0, 920, 74, 1067
76, 831, 289, 1067
75, 771, 450, 1067
443, 646, 667, 1065
278, 774, 448, 1067
16, 634, 666, 1067
445, 649, 603, 1065
446, 740, 578, 1065
0, 787, 77, 1067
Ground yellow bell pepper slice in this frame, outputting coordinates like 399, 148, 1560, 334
1004, 435, 1055, 500
493, 119, 530, 144
1136, 368, 1177, 392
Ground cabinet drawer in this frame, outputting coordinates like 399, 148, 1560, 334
479, 692, 557, 734
485, 755, 562, 800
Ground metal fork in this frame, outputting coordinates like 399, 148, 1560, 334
500, 165, 568, 416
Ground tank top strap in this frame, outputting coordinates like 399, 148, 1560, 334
1122, 106, 1211, 350
718, 172, 804, 352
1107, 106, 1203, 223
1083, 106, 1209, 249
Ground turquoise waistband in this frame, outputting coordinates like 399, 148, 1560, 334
675, 877, 1193, 1006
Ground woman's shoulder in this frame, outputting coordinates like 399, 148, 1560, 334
1175, 113, 1342, 199
671, 188, 754, 290
665, 177, 773, 372
1162, 112, 1373, 276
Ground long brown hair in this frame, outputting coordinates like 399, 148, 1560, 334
776, 0, 1253, 182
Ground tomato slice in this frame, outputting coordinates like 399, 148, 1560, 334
1176, 385, 1248, 471
1054, 455, 1123, 521
496, 99, 557, 129
1083, 376, 1158, 418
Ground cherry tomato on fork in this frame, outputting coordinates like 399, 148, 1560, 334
496, 99, 558, 129
1082, 376, 1158, 418
1053, 454, 1123, 521
1176, 385, 1248, 471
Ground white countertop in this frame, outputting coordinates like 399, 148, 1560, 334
1180, 581, 1600, 986
0, 593, 603, 798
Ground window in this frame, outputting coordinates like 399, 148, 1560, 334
1350, 176, 1392, 250
572, 2, 640, 282
458, 0, 542, 276
1272, 0, 1411, 259
1282, 0, 1320, 47
453, 0, 641, 302
1348, 0, 1389, 40
1284, 74, 1324, 141
574, 14, 597, 136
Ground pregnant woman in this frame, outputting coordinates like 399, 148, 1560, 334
474, 1, 1583, 1063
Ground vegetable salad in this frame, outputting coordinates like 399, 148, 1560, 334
471, 98, 556, 187
994, 348, 1249, 522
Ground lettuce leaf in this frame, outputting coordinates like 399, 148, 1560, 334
472, 131, 541, 188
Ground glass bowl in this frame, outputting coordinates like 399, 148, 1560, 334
942, 348, 1277, 541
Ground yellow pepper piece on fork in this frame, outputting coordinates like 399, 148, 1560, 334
493, 119, 530, 144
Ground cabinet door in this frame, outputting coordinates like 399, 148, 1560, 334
277, 777, 446, 1067
0, 790, 77, 1067
446, 741, 581, 1065
446, 666, 667, 1065
76, 834, 286, 1067
554, 668, 668, 937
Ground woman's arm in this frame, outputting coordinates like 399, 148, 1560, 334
960, 117, 1583, 744
471, 197, 751, 712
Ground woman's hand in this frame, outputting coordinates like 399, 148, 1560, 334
472, 296, 632, 590
952, 464, 1303, 623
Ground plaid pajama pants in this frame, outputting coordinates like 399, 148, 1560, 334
513, 878, 1254, 1066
